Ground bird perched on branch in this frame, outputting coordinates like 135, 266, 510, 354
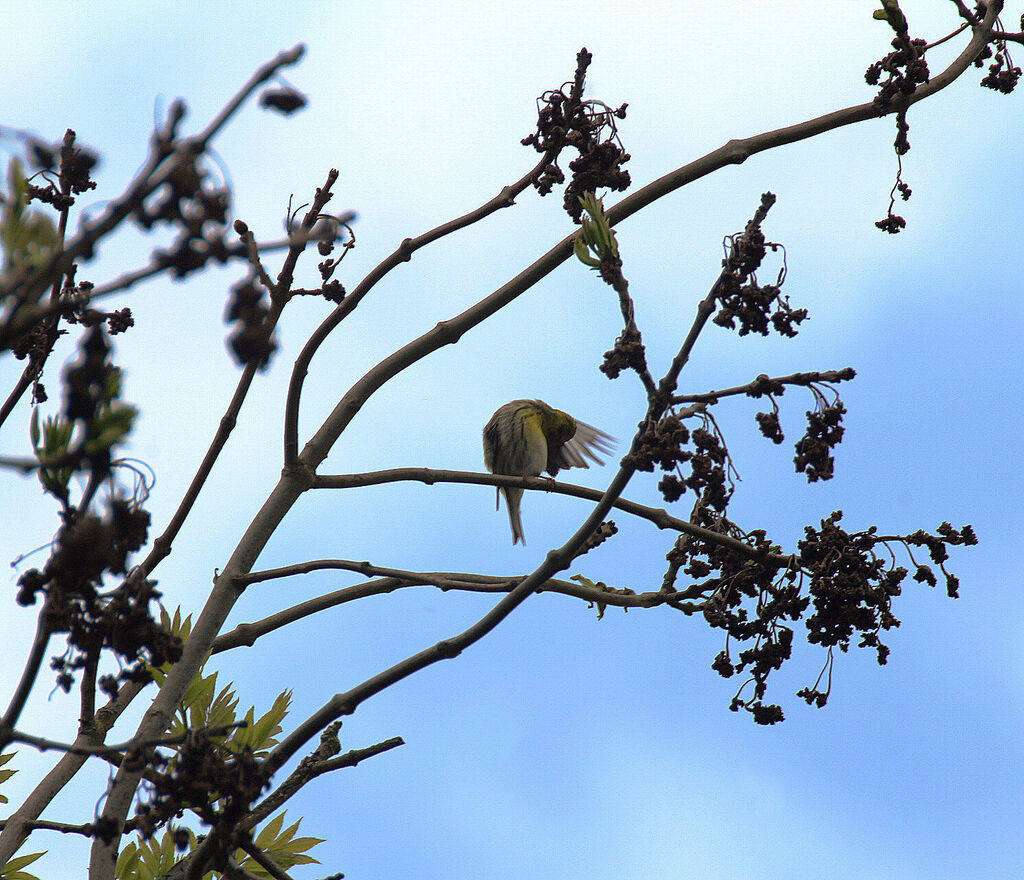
483, 399, 614, 545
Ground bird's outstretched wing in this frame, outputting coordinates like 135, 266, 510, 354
552, 419, 615, 471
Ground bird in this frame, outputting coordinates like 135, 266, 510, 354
482, 399, 614, 545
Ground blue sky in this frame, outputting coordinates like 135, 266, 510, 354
2, 2, 1023, 878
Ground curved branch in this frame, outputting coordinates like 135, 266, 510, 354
0, 604, 51, 749
216, 566, 706, 654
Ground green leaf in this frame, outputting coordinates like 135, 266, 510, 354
160, 606, 194, 643
114, 841, 140, 880
0, 848, 47, 880
114, 828, 186, 880
234, 690, 291, 753
150, 608, 194, 684
0, 158, 57, 276
84, 402, 137, 455
30, 413, 74, 499
237, 811, 323, 877
574, 235, 600, 267
202, 678, 240, 735
874, 0, 907, 32
0, 753, 17, 805
574, 191, 619, 271
254, 812, 285, 846
571, 573, 611, 620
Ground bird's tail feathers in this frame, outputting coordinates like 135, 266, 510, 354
502, 486, 526, 545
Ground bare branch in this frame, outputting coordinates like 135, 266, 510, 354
192, 45, 305, 150
600, 4, 1002, 231
243, 726, 403, 831
672, 368, 857, 405
311, 467, 777, 562
216, 566, 709, 655
282, 143, 565, 466
5, 721, 245, 758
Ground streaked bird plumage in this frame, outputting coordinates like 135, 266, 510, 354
482, 399, 614, 544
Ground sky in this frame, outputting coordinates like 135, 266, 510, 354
2, 2, 1023, 879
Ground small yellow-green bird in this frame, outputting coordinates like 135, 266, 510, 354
483, 399, 614, 545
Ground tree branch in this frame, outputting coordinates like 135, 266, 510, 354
311, 467, 778, 562
0, 46, 305, 350
599, 3, 1001, 231
0, 602, 51, 750
0, 678, 147, 864
216, 566, 712, 655
243, 728, 403, 831
281, 143, 565, 466
0, 819, 97, 837
672, 367, 856, 404
85, 14, 1003, 874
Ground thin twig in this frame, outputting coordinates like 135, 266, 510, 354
672, 368, 856, 404
311, 467, 780, 562
0, 47, 305, 349
5, 721, 245, 758
216, 571, 705, 655
243, 731, 403, 831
